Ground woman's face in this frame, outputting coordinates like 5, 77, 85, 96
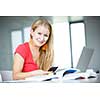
31, 25, 50, 47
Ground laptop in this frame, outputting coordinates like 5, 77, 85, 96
76, 46, 94, 72
61, 47, 95, 78
55, 46, 94, 74
48, 46, 94, 78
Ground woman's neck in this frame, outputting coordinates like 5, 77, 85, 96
29, 39, 39, 52
29, 39, 40, 64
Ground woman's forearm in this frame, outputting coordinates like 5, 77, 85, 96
13, 71, 34, 80
13, 70, 51, 80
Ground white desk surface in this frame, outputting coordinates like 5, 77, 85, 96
1, 74, 100, 83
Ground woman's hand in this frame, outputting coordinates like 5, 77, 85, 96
30, 70, 52, 76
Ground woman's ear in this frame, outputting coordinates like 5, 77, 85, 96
30, 29, 33, 33
30, 29, 34, 36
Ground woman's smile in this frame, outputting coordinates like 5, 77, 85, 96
36, 38, 45, 44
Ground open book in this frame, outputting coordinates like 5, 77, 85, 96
25, 74, 59, 82
25, 67, 97, 82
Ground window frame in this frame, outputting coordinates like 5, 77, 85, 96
69, 20, 86, 68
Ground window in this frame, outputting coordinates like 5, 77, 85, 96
11, 30, 22, 54
11, 26, 31, 55
70, 22, 85, 68
53, 22, 71, 68
24, 27, 31, 42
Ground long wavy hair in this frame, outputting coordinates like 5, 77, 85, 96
30, 18, 54, 71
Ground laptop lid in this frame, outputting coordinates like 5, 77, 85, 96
76, 47, 94, 72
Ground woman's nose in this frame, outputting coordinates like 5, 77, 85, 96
41, 35, 45, 40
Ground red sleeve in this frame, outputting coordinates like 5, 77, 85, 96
14, 44, 26, 60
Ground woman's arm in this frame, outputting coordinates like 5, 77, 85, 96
13, 53, 50, 80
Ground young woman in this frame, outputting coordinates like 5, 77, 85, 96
13, 18, 54, 80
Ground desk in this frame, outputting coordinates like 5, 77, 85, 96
1, 74, 100, 83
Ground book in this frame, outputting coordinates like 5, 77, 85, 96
25, 67, 97, 82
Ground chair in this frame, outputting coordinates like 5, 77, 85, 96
0, 70, 13, 81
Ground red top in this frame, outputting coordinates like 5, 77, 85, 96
15, 42, 39, 72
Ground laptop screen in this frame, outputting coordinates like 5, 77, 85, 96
76, 47, 94, 72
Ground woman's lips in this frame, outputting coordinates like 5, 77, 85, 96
37, 38, 44, 44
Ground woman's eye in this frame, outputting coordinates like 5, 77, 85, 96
37, 32, 42, 35
44, 34, 48, 37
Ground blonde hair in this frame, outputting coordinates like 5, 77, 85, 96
31, 18, 54, 71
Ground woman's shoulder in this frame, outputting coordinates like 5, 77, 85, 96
18, 42, 28, 48
15, 42, 29, 52
15, 42, 29, 55
15, 42, 29, 58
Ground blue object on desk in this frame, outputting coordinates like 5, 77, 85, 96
63, 69, 77, 77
